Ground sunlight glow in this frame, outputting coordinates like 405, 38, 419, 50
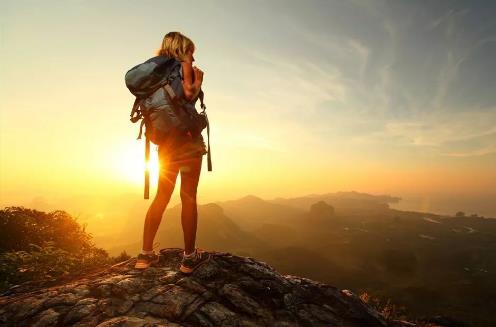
113, 141, 160, 185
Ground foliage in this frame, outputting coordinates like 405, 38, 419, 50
0, 206, 121, 293
0, 242, 109, 291
359, 291, 408, 321
112, 250, 132, 263
0, 207, 93, 253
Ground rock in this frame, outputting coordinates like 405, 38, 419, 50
44, 292, 80, 307
158, 271, 181, 285
12, 298, 46, 320
63, 303, 97, 324
219, 283, 271, 319
0, 248, 417, 327
73, 285, 91, 297
31, 308, 60, 327
147, 285, 198, 319
176, 277, 207, 295
96, 316, 151, 326
198, 301, 237, 325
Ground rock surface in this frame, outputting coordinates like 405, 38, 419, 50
0, 248, 429, 327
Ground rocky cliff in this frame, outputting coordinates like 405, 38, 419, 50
0, 248, 431, 327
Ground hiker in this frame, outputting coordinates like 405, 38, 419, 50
134, 32, 212, 273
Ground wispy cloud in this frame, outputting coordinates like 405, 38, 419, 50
441, 144, 496, 157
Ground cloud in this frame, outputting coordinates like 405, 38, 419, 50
440, 144, 496, 157
213, 1, 496, 160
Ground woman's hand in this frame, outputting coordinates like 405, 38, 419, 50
193, 66, 204, 87
182, 62, 204, 101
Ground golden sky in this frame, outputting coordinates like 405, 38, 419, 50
1, 1, 495, 220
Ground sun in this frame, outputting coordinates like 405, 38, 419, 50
144, 151, 160, 183
114, 140, 160, 185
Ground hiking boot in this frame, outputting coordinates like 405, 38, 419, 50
179, 248, 211, 274
134, 252, 160, 269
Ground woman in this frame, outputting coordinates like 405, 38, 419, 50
134, 31, 211, 274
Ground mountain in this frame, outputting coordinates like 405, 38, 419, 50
215, 195, 305, 232
0, 248, 435, 327
308, 201, 335, 221
107, 203, 265, 258
269, 191, 400, 215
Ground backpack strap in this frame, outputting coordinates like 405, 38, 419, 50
130, 97, 142, 123
205, 110, 212, 171
137, 119, 146, 140
197, 93, 212, 171
130, 97, 147, 140
144, 136, 150, 199
163, 83, 177, 101
198, 89, 206, 110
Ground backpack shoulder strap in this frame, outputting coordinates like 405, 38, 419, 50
129, 97, 148, 140
130, 97, 142, 122
179, 63, 184, 81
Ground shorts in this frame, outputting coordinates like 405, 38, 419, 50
158, 133, 207, 165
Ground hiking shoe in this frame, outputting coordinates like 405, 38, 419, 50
179, 248, 211, 274
134, 252, 160, 269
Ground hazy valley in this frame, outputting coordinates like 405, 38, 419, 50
89, 191, 496, 326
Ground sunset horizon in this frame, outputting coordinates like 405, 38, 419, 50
1, 1, 496, 325
1, 1, 494, 223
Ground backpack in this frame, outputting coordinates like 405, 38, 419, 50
125, 55, 212, 199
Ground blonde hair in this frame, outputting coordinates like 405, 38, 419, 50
157, 31, 195, 61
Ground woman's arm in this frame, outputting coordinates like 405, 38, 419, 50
181, 61, 204, 101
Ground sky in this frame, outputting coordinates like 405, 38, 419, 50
1, 0, 495, 220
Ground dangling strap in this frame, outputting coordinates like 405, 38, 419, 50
199, 89, 206, 110
205, 111, 212, 171
131, 97, 146, 140
137, 119, 145, 140
198, 90, 211, 171
130, 97, 142, 123
144, 136, 150, 199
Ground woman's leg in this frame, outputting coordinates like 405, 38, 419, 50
142, 151, 180, 252
179, 155, 203, 255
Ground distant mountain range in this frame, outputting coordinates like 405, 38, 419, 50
102, 191, 495, 326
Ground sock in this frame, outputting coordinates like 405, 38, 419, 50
184, 248, 196, 258
142, 249, 154, 255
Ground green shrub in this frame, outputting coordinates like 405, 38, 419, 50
0, 207, 116, 293
0, 207, 93, 253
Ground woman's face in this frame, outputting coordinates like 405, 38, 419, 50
185, 49, 195, 63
